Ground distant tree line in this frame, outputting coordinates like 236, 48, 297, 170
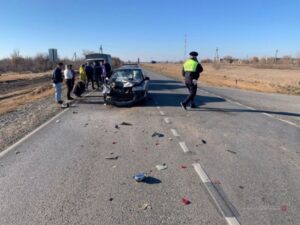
0, 50, 123, 74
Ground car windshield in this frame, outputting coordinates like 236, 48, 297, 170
111, 69, 144, 82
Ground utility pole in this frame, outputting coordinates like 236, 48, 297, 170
214, 48, 219, 62
274, 49, 278, 63
184, 34, 187, 61
100, 45, 103, 54
72, 52, 77, 61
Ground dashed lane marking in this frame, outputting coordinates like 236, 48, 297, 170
159, 111, 165, 116
179, 141, 189, 153
164, 117, 171, 124
170, 128, 180, 137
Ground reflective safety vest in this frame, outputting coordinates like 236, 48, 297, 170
183, 59, 198, 72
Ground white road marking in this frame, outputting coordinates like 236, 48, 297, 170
0, 91, 94, 159
193, 163, 241, 225
0, 108, 70, 159
179, 141, 189, 153
164, 117, 171, 124
225, 217, 241, 225
200, 88, 299, 128
170, 128, 180, 137
192, 163, 210, 183
159, 111, 165, 116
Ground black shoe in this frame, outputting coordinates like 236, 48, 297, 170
57, 100, 63, 104
191, 104, 198, 109
180, 102, 187, 110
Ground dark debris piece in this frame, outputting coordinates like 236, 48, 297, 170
15, 151, 20, 155
227, 150, 237, 154
151, 132, 164, 138
120, 122, 132, 126
201, 139, 207, 144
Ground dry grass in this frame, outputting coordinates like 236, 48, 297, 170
0, 85, 54, 115
143, 63, 300, 95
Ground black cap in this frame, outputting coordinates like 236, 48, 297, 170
189, 51, 198, 57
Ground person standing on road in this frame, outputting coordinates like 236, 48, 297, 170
180, 51, 203, 110
79, 64, 87, 84
51, 62, 64, 104
93, 61, 102, 89
64, 64, 75, 100
103, 60, 112, 78
85, 62, 94, 90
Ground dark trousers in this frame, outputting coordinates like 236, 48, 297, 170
66, 79, 74, 99
86, 75, 94, 89
183, 82, 197, 106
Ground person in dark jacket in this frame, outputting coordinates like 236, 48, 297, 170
180, 51, 203, 110
85, 62, 94, 90
51, 62, 64, 104
93, 61, 102, 89
103, 60, 112, 78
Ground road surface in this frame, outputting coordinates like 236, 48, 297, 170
0, 70, 299, 225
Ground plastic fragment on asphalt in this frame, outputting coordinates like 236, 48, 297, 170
133, 173, 145, 182
151, 132, 164, 138
109, 198, 114, 201
115, 124, 119, 129
155, 164, 168, 170
112, 141, 117, 144
181, 165, 187, 169
120, 122, 132, 126
202, 139, 207, 144
73, 111, 78, 114
140, 203, 152, 210
56, 120, 60, 123
15, 151, 20, 155
181, 198, 191, 205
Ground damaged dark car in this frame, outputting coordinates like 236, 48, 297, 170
103, 65, 150, 106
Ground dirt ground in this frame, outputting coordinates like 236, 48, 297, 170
143, 63, 300, 95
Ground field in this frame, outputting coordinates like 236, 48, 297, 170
143, 63, 300, 95
0, 72, 54, 115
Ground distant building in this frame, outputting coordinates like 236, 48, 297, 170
48, 49, 58, 62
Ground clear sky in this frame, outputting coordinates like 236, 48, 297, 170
0, 0, 299, 61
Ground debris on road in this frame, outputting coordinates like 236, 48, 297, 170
61, 103, 70, 109
55, 119, 60, 123
139, 203, 152, 210
155, 164, 168, 171
120, 122, 132, 126
15, 151, 20, 155
239, 185, 244, 189
115, 124, 119, 129
155, 142, 160, 146
109, 198, 114, 201
72, 111, 78, 114
84, 123, 89, 127
227, 149, 237, 154
151, 132, 164, 138
112, 141, 117, 144
181, 165, 187, 169
133, 173, 146, 182
202, 139, 207, 144
105, 155, 119, 160
169, 138, 173, 141
181, 198, 191, 205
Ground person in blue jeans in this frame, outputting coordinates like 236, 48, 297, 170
51, 62, 64, 104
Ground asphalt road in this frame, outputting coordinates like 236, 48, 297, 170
0, 70, 299, 225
